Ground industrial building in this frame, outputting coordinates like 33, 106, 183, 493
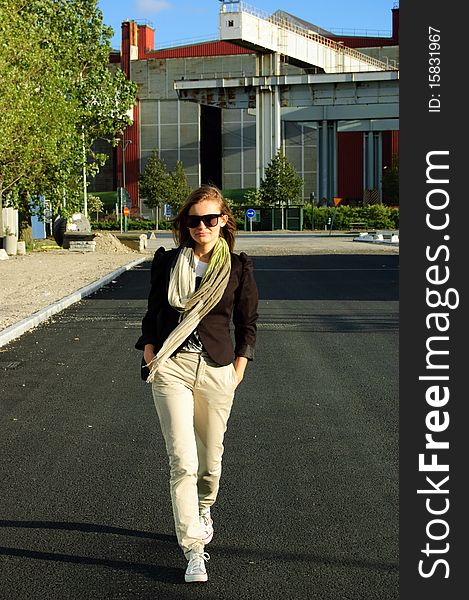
91, 1, 399, 216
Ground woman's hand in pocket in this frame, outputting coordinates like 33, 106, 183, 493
234, 356, 248, 385
144, 344, 156, 366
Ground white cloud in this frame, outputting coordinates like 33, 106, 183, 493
135, 0, 172, 14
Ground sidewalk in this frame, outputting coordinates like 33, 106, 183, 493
0, 251, 147, 348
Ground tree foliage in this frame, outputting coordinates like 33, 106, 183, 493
167, 161, 192, 212
87, 194, 104, 221
139, 151, 170, 213
0, 0, 137, 222
259, 150, 304, 207
0, 0, 71, 203
139, 152, 191, 216
244, 188, 263, 206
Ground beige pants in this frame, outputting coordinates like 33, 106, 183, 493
152, 351, 238, 556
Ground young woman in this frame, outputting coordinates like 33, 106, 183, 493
135, 185, 259, 583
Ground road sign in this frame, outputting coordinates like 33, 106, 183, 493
123, 206, 130, 217
164, 203, 171, 217
246, 208, 256, 219
117, 188, 132, 208
125, 190, 132, 209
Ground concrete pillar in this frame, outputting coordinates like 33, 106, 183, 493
375, 131, 383, 200
331, 120, 338, 198
364, 132, 374, 190
255, 53, 282, 186
319, 120, 329, 202
363, 131, 383, 202
317, 120, 337, 203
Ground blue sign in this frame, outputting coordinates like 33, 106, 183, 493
164, 203, 171, 217
31, 195, 46, 239
246, 208, 256, 219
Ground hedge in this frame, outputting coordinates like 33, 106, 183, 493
303, 205, 399, 230
90, 205, 399, 232
91, 216, 246, 232
90, 218, 172, 231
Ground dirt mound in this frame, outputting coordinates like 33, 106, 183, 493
93, 231, 136, 254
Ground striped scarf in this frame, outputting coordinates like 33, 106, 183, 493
146, 236, 231, 383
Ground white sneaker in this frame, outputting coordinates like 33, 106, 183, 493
185, 549, 210, 583
200, 509, 214, 544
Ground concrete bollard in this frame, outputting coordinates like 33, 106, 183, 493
5, 235, 17, 256
16, 240, 26, 255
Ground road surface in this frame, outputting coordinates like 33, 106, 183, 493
0, 251, 398, 600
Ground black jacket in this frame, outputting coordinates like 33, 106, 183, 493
135, 246, 259, 366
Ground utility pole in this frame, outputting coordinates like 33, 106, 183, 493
118, 136, 132, 233
82, 127, 88, 218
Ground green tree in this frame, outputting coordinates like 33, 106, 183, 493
257, 150, 304, 229
0, 0, 75, 232
0, 0, 137, 231
167, 161, 191, 213
36, 0, 137, 216
244, 188, 263, 206
87, 194, 104, 221
139, 151, 170, 229
259, 150, 304, 208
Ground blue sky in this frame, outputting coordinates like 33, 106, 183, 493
97, 0, 397, 50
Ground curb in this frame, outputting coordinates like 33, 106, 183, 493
353, 233, 399, 246
0, 256, 148, 348
353, 239, 399, 246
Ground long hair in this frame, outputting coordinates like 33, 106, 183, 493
172, 185, 237, 252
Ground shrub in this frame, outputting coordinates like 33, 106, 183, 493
303, 205, 399, 230
90, 218, 173, 231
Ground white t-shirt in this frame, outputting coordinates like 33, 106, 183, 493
195, 258, 209, 279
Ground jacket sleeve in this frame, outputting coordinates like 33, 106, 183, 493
135, 246, 167, 350
233, 252, 259, 360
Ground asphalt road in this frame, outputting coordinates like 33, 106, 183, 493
0, 252, 399, 600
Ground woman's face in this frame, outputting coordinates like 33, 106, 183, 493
187, 199, 228, 249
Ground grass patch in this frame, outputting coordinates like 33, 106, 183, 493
30, 237, 61, 252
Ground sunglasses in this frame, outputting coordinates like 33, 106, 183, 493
186, 213, 223, 228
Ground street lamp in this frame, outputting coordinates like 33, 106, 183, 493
121, 137, 132, 192
82, 127, 88, 218
116, 136, 132, 232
